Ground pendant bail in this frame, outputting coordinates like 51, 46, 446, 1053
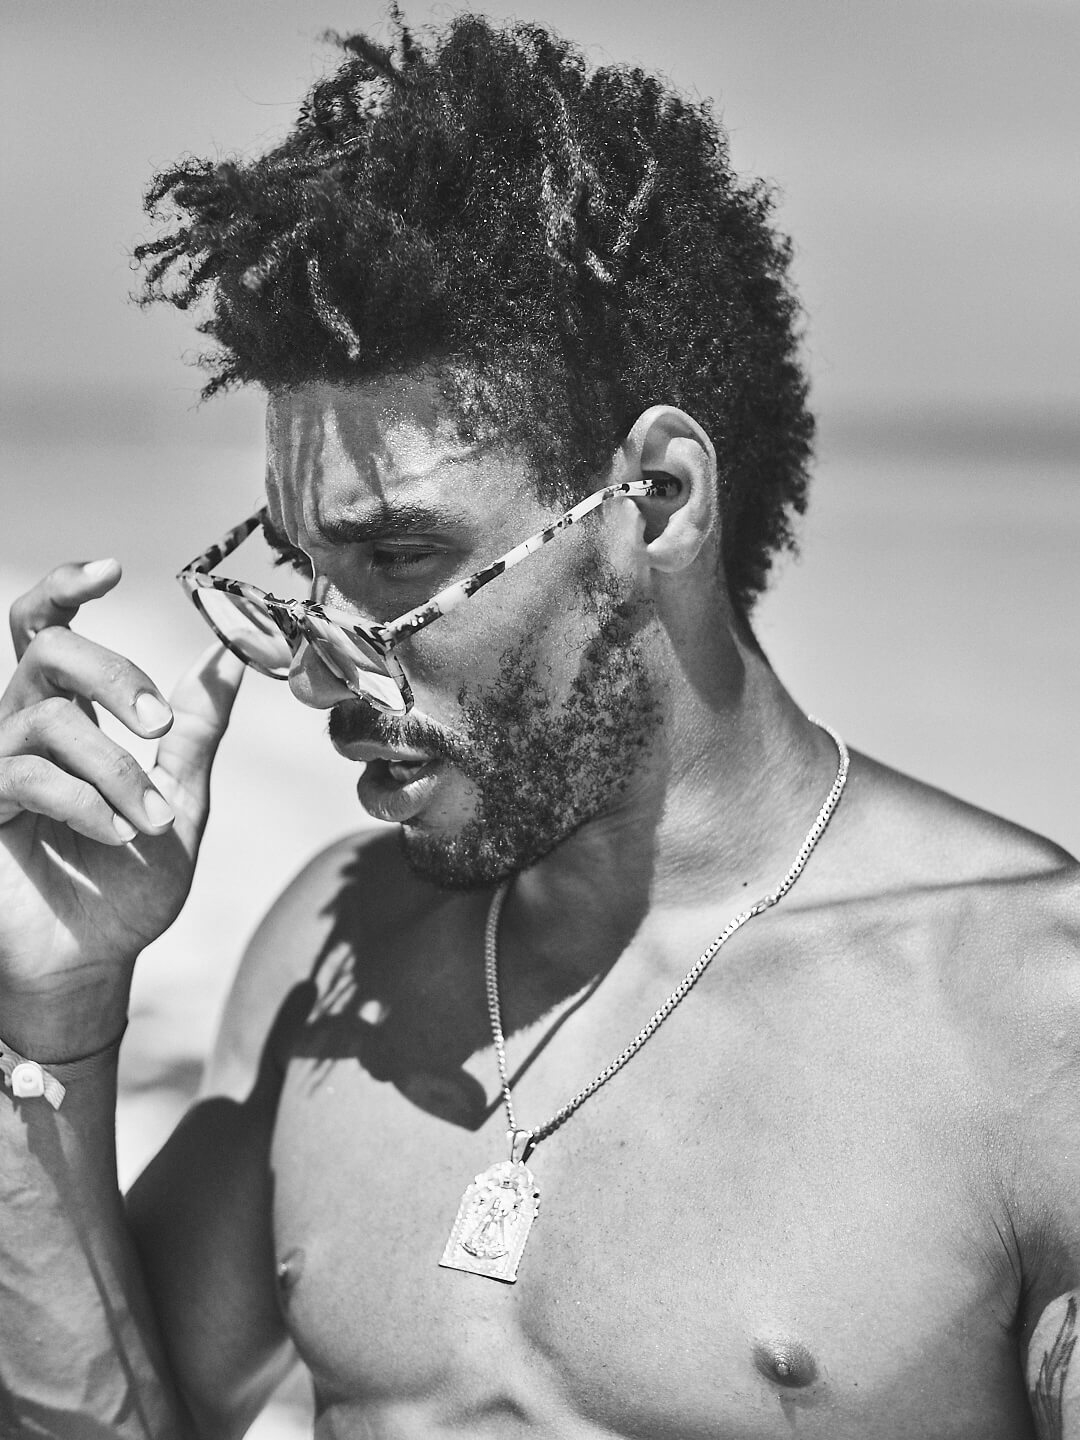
509, 1128, 533, 1166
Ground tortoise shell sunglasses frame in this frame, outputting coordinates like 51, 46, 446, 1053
177, 477, 675, 716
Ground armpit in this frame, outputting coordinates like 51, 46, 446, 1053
1027, 1290, 1079, 1438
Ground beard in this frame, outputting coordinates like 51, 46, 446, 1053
328, 566, 664, 889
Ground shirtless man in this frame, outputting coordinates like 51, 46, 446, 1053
1, 15, 1078, 1440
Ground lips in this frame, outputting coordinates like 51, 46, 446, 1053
330, 715, 461, 823
332, 738, 432, 766
354, 756, 444, 823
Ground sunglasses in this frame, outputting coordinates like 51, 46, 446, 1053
177, 478, 673, 716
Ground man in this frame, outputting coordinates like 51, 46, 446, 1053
1, 14, 1077, 1438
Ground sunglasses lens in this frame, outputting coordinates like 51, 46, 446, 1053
192, 586, 408, 712
194, 588, 293, 676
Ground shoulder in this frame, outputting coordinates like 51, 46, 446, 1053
862, 759, 1080, 1322
843, 748, 1080, 1056
837, 755, 1080, 1324
202, 826, 448, 1099
840, 749, 1076, 896
832, 750, 1080, 1138
830, 751, 1079, 958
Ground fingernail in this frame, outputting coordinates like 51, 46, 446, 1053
142, 791, 175, 828
134, 693, 172, 731
82, 559, 117, 581
112, 814, 137, 843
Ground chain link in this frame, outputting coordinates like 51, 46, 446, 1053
485, 718, 849, 1152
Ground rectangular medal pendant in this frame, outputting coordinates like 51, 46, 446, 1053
439, 1158, 540, 1284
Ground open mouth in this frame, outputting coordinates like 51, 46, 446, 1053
386, 758, 430, 784
355, 755, 444, 823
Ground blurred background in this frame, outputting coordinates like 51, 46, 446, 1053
2, 1, 1078, 1433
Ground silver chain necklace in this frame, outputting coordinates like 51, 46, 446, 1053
440, 718, 849, 1283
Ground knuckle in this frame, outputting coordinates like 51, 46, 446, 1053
68, 781, 104, 818
8, 569, 80, 650
0, 753, 47, 795
105, 747, 140, 784
9, 592, 32, 633
27, 623, 67, 664
33, 694, 74, 732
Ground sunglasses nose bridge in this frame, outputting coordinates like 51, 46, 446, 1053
265, 596, 307, 653
295, 609, 410, 715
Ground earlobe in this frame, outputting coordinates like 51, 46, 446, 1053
621, 405, 719, 574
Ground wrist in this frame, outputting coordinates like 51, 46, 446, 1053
1, 1028, 125, 1110
0, 974, 131, 1063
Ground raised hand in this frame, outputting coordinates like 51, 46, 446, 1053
0, 559, 244, 1059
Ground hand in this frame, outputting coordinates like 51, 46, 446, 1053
0, 559, 244, 1058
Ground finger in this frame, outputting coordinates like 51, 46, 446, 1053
0, 695, 176, 836
0, 754, 138, 845
1, 626, 174, 738
9, 559, 123, 661
153, 644, 245, 817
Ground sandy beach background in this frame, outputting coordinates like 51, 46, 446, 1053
2, 0, 1078, 1433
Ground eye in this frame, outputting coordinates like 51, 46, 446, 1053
370, 545, 443, 578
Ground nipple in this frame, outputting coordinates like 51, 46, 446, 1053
276, 1246, 306, 1297
752, 1336, 818, 1389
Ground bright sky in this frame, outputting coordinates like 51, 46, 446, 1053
2, 0, 1078, 419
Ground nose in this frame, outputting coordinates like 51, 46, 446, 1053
287, 638, 356, 710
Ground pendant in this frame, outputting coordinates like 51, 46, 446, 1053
439, 1130, 540, 1284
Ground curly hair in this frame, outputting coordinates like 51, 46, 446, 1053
136, 9, 813, 614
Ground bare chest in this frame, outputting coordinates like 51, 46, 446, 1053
268, 959, 1031, 1439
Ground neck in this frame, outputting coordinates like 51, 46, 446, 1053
505, 627, 842, 982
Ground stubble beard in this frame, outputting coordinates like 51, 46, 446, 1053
397, 573, 664, 890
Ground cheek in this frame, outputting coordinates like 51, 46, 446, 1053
403, 564, 593, 708
392, 627, 502, 725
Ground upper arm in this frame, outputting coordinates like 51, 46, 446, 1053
126, 1084, 293, 1439
125, 831, 372, 1438
1026, 1291, 1079, 1438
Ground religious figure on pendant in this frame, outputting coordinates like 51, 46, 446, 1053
440, 1159, 540, 1283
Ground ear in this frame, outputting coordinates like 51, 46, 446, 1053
619, 405, 718, 574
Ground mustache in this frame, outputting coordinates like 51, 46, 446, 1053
328, 700, 472, 763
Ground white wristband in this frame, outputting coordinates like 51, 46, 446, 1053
0, 1029, 125, 1111
0, 1042, 66, 1108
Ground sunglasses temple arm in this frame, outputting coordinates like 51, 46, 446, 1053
178, 512, 268, 578
380, 480, 670, 645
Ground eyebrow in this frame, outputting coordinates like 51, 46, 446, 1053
317, 503, 461, 545
263, 503, 465, 555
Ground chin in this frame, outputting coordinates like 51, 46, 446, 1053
396, 792, 598, 891
397, 822, 514, 891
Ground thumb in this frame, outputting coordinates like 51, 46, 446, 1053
152, 643, 245, 818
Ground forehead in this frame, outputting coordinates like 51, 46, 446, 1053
264, 374, 531, 537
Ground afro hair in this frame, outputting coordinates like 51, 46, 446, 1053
136, 10, 814, 615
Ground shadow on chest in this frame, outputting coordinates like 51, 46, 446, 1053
269, 1025, 1027, 1440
